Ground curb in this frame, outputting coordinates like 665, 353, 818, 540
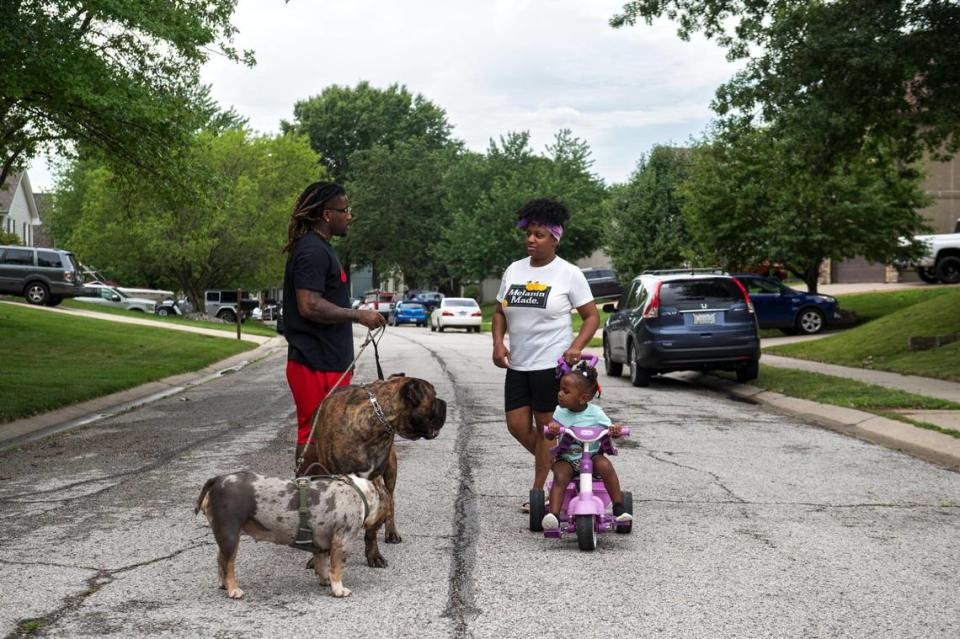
689, 373, 960, 472
0, 336, 286, 450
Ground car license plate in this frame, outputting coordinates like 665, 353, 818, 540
458, 311, 466, 316
693, 312, 716, 325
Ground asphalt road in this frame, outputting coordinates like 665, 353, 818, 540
1, 326, 958, 638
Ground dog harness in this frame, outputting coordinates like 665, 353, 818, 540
291, 475, 371, 553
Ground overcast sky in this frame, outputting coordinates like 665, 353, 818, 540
29, 0, 740, 190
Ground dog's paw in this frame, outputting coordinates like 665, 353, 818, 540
366, 552, 388, 568
331, 585, 352, 598
227, 587, 245, 599
384, 531, 402, 544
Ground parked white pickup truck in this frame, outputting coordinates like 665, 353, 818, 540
912, 218, 960, 284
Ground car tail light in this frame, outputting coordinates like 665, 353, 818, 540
732, 278, 755, 313
641, 281, 662, 319
64, 271, 74, 282
442, 311, 454, 316
470, 311, 481, 317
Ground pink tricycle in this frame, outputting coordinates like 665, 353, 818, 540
529, 423, 633, 551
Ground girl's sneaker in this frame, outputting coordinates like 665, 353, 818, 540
614, 512, 633, 523
541, 513, 560, 530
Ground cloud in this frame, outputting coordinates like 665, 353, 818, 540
30, 0, 740, 189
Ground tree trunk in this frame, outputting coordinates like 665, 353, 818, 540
804, 264, 820, 295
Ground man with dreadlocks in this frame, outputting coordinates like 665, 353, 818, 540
492, 197, 600, 513
281, 181, 385, 470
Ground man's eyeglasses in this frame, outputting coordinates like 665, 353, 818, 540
326, 206, 352, 214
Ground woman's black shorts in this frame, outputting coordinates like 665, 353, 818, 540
504, 367, 559, 413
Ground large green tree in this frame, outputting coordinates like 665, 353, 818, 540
50, 130, 321, 310
436, 130, 608, 295
1, 1, 252, 186
282, 82, 456, 183
681, 125, 930, 293
611, 1, 960, 165
343, 138, 456, 287
604, 146, 691, 280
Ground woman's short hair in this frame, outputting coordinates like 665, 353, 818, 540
516, 197, 570, 228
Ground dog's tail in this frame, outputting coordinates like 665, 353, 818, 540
195, 477, 218, 515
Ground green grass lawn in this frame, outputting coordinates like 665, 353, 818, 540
765, 288, 960, 381
715, 366, 960, 438
835, 286, 954, 323
0, 303, 255, 423
59, 298, 278, 337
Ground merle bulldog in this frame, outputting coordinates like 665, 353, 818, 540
196, 472, 390, 598
296, 375, 446, 568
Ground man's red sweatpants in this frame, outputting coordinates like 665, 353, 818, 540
286, 360, 352, 445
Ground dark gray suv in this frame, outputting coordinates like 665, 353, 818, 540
0, 245, 86, 306
602, 269, 760, 386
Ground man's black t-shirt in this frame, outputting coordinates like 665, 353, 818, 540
282, 233, 353, 371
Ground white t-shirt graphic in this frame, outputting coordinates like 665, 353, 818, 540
496, 256, 593, 371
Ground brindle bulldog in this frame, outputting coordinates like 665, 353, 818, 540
295, 375, 446, 567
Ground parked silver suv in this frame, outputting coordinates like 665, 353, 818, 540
0, 245, 86, 306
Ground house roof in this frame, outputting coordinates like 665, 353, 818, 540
0, 172, 23, 214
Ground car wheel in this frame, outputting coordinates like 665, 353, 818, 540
796, 308, 825, 335
24, 282, 49, 305
603, 338, 623, 377
218, 309, 237, 324
917, 267, 939, 284
628, 343, 650, 387
46, 295, 63, 307
935, 256, 960, 284
430, 322, 436, 332
736, 361, 760, 383
157, 307, 170, 317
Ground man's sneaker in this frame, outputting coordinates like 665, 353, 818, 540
614, 512, 633, 523
541, 513, 560, 530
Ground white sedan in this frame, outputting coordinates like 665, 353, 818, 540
430, 297, 482, 333
75, 284, 157, 313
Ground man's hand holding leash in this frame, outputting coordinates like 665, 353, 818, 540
355, 309, 386, 330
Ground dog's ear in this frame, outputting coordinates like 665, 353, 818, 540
402, 378, 428, 406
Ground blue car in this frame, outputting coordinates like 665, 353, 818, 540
732, 273, 841, 335
388, 301, 428, 327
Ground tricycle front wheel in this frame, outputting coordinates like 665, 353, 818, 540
575, 515, 597, 551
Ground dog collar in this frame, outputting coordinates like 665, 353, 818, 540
366, 389, 394, 435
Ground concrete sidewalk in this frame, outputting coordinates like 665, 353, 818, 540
0, 300, 272, 344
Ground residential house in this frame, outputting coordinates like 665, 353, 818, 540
0, 172, 42, 246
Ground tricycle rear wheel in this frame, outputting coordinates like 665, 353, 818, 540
616, 491, 633, 534
575, 515, 597, 551
529, 489, 545, 532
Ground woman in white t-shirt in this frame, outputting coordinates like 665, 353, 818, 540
492, 198, 600, 512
